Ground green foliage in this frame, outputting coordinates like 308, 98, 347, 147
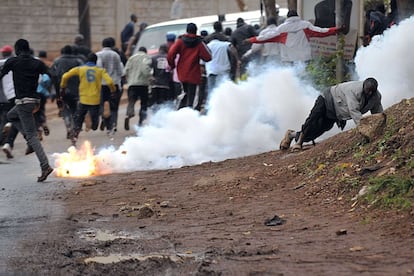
305, 55, 338, 90
364, 176, 414, 210
304, 49, 352, 90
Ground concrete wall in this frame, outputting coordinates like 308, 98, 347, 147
0, 0, 287, 61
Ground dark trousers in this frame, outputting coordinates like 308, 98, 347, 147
74, 103, 100, 134
151, 87, 170, 106
100, 85, 121, 130
0, 101, 14, 144
126, 85, 148, 125
178, 83, 197, 109
61, 95, 78, 137
301, 96, 336, 143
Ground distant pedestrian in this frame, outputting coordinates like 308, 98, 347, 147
96, 37, 124, 137
60, 53, 115, 145
124, 46, 152, 129
0, 39, 53, 182
121, 14, 137, 53
151, 44, 171, 106
167, 23, 212, 109
125, 22, 148, 58
242, 16, 281, 65
73, 34, 92, 62
231, 17, 256, 75
166, 33, 181, 102
50, 45, 83, 140
249, 10, 343, 64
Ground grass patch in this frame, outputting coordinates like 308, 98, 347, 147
364, 176, 414, 210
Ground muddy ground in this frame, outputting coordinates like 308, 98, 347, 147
7, 99, 414, 275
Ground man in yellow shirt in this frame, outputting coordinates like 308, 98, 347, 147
60, 53, 115, 145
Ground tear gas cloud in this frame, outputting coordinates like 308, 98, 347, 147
355, 16, 414, 107
59, 16, 414, 173
97, 67, 317, 172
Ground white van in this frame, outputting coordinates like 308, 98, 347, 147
134, 8, 288, 56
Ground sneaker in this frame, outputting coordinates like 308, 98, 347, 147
2, 122, 12, 137
279, 130, 296, 150
291, 143, 302, 151
43, 125, 50, 136
107, 130, 115, 140
70, 130, 78, 146
37, 166, 53, 182
124, 117, 130, 131
103, 101, 110, 118
2, 143, 13, 159
25, 145, 34, 155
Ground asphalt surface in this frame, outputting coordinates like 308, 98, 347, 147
0, 101, 133, 272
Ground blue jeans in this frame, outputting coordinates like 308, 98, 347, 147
7, 103, 50, 171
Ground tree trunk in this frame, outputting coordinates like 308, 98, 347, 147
287, 0, 297, 11
235, 0, 247, 11
262, 0, 278, 20
78, 0, 91, 48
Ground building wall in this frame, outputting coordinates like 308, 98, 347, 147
0, 0, 286, 60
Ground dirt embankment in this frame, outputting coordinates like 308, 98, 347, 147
8, 98, 414, 275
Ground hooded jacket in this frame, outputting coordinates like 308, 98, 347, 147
167, 33, 212, 84
249, 16, 338, 62
322, 80, 383, 125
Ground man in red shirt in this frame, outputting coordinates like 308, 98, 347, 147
167, 23, 212, 109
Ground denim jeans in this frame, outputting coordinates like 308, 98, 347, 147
7, 103, 50, 171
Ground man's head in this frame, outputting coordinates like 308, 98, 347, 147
14, 39, 30, 55
74, 34, 84, 45
159, 44, 169, 54
186, 23, 197, 35
38, 50, 47, 58
267, 16, 277, 26
131, 14, 137, 23
166, 33, 176, 43
87, 53, 97, 63
363, 77, 378, 97
102, 37, 115, 48
287, 10, 299, 18
0, 45, 13, 58
213, 21, 223, 33
138, 46, 147, 53
236, 17, 245, 28
139, 22, 148, 31
61, 45, 73, 55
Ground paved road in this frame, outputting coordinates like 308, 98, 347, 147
0, 102, 133, 272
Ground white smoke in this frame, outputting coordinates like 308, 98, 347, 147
96, 66, 317, 172
355, 16, 414, 108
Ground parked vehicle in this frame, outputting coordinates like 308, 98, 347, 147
134, 8, 288, 56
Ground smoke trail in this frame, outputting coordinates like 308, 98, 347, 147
95, 66, 318, 172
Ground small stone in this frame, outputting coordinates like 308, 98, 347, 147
160, 201, 170, 208
336, 229, 347, 236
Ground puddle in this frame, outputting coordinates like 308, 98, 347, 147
78, 228, 146, 242
84, 253, 182, 264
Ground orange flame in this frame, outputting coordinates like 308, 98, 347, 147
54, 141, 98, 177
